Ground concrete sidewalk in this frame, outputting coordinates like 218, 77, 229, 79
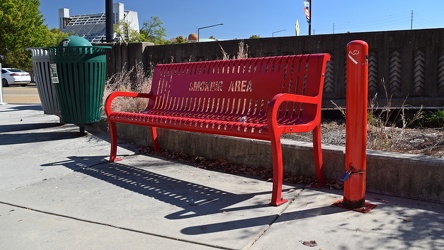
1, 104, 443, 250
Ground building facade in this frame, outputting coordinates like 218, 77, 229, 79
59, 2, 139, 43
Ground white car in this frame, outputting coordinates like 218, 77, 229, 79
2, 68, 31, 87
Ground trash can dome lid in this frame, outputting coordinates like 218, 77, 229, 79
59, 36, 92, 47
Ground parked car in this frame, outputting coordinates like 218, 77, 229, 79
2, 68, 31, 87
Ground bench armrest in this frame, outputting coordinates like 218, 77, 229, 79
105, 91, 155, 117
267, 93, 321, 128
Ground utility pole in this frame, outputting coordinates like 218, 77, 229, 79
411, 10, 413, 30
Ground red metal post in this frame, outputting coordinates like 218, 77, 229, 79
342, 40, 373, 210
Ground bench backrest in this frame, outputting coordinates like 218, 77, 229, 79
147, 54, 330, 122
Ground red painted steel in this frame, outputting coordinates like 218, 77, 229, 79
343, 40, 371, 209
105, 54, 330, 206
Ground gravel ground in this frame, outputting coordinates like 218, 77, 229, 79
283, 119, 444, 158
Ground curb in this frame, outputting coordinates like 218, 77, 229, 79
91, 118, 444, 203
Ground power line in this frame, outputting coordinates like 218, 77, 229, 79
319, 9, 443, 35
315, 11, 430, 34
413, 10, 442, 28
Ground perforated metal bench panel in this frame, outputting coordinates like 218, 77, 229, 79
110, 55, 327, 137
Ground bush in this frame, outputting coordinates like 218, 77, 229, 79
410, 109, 444, 128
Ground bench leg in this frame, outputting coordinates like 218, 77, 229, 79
312, 125, 325, 185
108, 121, 120, 162
270, 134, 288, 206
150, 127, 160, 151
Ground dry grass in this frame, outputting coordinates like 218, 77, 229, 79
220, 40, 249, 60
103, 62, 152, 113
329, 78, 423, 151
367, 79, 423, 150
236, 40, 249, 59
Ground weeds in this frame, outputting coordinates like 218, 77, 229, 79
219, 45, 229, 60
410, 109, 444, 128
367, 79, 423, 150
103, 61, 152, 113
331, 78, 423, 151
236, 40, 249, 59
219, 40, 249, 60
330, 100, 346, 118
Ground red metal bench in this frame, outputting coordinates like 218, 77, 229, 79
105, 54, 331, 206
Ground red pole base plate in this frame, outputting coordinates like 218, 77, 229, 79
333, 199, 377, 213
270, 198, 288, 206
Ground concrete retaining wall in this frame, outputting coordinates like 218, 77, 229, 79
105, 28, 444, 109
94, 120, 444, 203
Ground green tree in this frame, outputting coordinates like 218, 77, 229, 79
174, 36, 186, 44
44, 28, 69, 47
0, 0, 51, 70
140, 16, 167, 45
249, 35, 261, 39
114, 19, 147, 43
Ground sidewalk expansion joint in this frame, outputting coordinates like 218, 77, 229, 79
0, 200, 235, 250
244, 186, 306, 249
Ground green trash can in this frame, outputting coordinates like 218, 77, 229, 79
48, 36, 111, 133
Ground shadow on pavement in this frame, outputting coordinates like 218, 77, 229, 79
181, 194, 444, 248
42, 156, 268, 220
0, 130, 84, 145
181, 203, 346, 235
0, 123, 63, 133
0, 105, 43, 112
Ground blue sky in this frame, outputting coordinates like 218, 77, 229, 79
39, 0, 444, 40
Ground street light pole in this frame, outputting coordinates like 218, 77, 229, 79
197, 23, 223, 42
272, 29, 286, 37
